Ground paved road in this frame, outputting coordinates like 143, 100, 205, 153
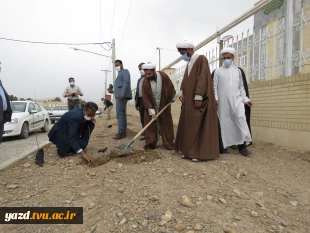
0, 125, 52, 164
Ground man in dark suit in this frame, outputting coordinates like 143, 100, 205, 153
108, 59, 132, 140
0, 79, 12, 144
48, 102, 98, 164
134, 62, 145, 141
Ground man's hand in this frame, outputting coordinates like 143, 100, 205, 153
194, 100, 202, 108
92, 117, 96, 123
179, 96, 185, 105
215, 100, 218, 107
120, 94, 125, 99
135, 106, 139, 111
80, 151, 93, 165
152, 114, 157, 120
65, 93, 72, 97
75, 92, 80, 96
245, 101, 253, 107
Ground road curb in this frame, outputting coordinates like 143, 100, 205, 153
0, 141, 52, 171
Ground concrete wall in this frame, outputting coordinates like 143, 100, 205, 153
249, 73, 310, 150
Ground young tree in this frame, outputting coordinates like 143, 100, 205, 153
54, 97, 61, 102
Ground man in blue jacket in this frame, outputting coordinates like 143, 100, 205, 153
48, 102, 98, 164
108, 60, 132, 140
0, 79, 12, 144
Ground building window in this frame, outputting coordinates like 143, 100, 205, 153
238, 51, 248, 67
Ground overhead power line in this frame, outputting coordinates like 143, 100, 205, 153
118, 0, 134, 52
110, 0, 117, 40
0, 37, 112, 50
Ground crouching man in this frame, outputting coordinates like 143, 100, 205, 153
48, 102, 98, 164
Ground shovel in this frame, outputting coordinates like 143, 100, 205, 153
115, 101, 173, 153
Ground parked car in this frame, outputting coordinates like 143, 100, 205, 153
45, 107, 54, 112
3, 101, 50, 139
95, 109, 102, 115
49, 106, 69, 124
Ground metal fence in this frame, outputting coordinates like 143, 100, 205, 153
169, 0, 310, 92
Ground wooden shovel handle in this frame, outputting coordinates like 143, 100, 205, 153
133, 102, 173, 140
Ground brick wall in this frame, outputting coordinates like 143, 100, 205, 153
249, 73, 310, 132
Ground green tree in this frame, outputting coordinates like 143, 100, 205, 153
53, 97, 61, 102
9, 95, 18, 101
19, 97, 25, 101
26, 98, 33, 100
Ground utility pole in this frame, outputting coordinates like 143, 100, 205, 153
157, 47, 161, 70
112, 38, 116, 84
101, 69, 111, 96
112, 38, 117, 115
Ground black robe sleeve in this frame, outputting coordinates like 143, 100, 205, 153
238, 67, 252, 137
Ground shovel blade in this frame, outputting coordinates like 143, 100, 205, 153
115, 144, 133, 153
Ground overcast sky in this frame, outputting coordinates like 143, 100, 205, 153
0, 0, 257, 102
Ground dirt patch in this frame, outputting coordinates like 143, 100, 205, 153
126, 128, 138, 137
77, 154, 111, 167
114, 150, 161, 164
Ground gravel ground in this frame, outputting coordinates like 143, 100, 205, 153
0, 125, 52, 164
0, 116, 309, 233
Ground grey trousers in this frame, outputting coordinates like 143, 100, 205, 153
116, 98, 128, 134
68, 99, 80, 110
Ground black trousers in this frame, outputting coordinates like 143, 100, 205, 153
0, 120, 4, 144
138, 97, 145, 135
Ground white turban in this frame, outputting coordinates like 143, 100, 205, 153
220, 47, 236, 56
142, 62, 156, 70
176, 40, 194, 49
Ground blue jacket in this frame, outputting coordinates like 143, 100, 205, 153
0, 80, 12, 123
114, 69, 132, 99
48, 108, 94, 156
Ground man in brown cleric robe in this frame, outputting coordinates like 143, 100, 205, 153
174, 40, 219, 162
142, 62, 176, 150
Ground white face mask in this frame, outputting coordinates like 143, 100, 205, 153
115, 66, 121, 72
84, 115, 91, 121
140, 70, 145, 75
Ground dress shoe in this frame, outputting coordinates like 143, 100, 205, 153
239, 148, 251, 156
191, 159, 201, 162
113, 133, 126, 140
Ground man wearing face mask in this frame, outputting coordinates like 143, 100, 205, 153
213, 47, 253, 156
48, 102, 98, 164
63, 77, 84, 110
142, 62, 176, 150
108, 60, 132, 140
134, 62, 146, 141
175, 40, 219, 162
